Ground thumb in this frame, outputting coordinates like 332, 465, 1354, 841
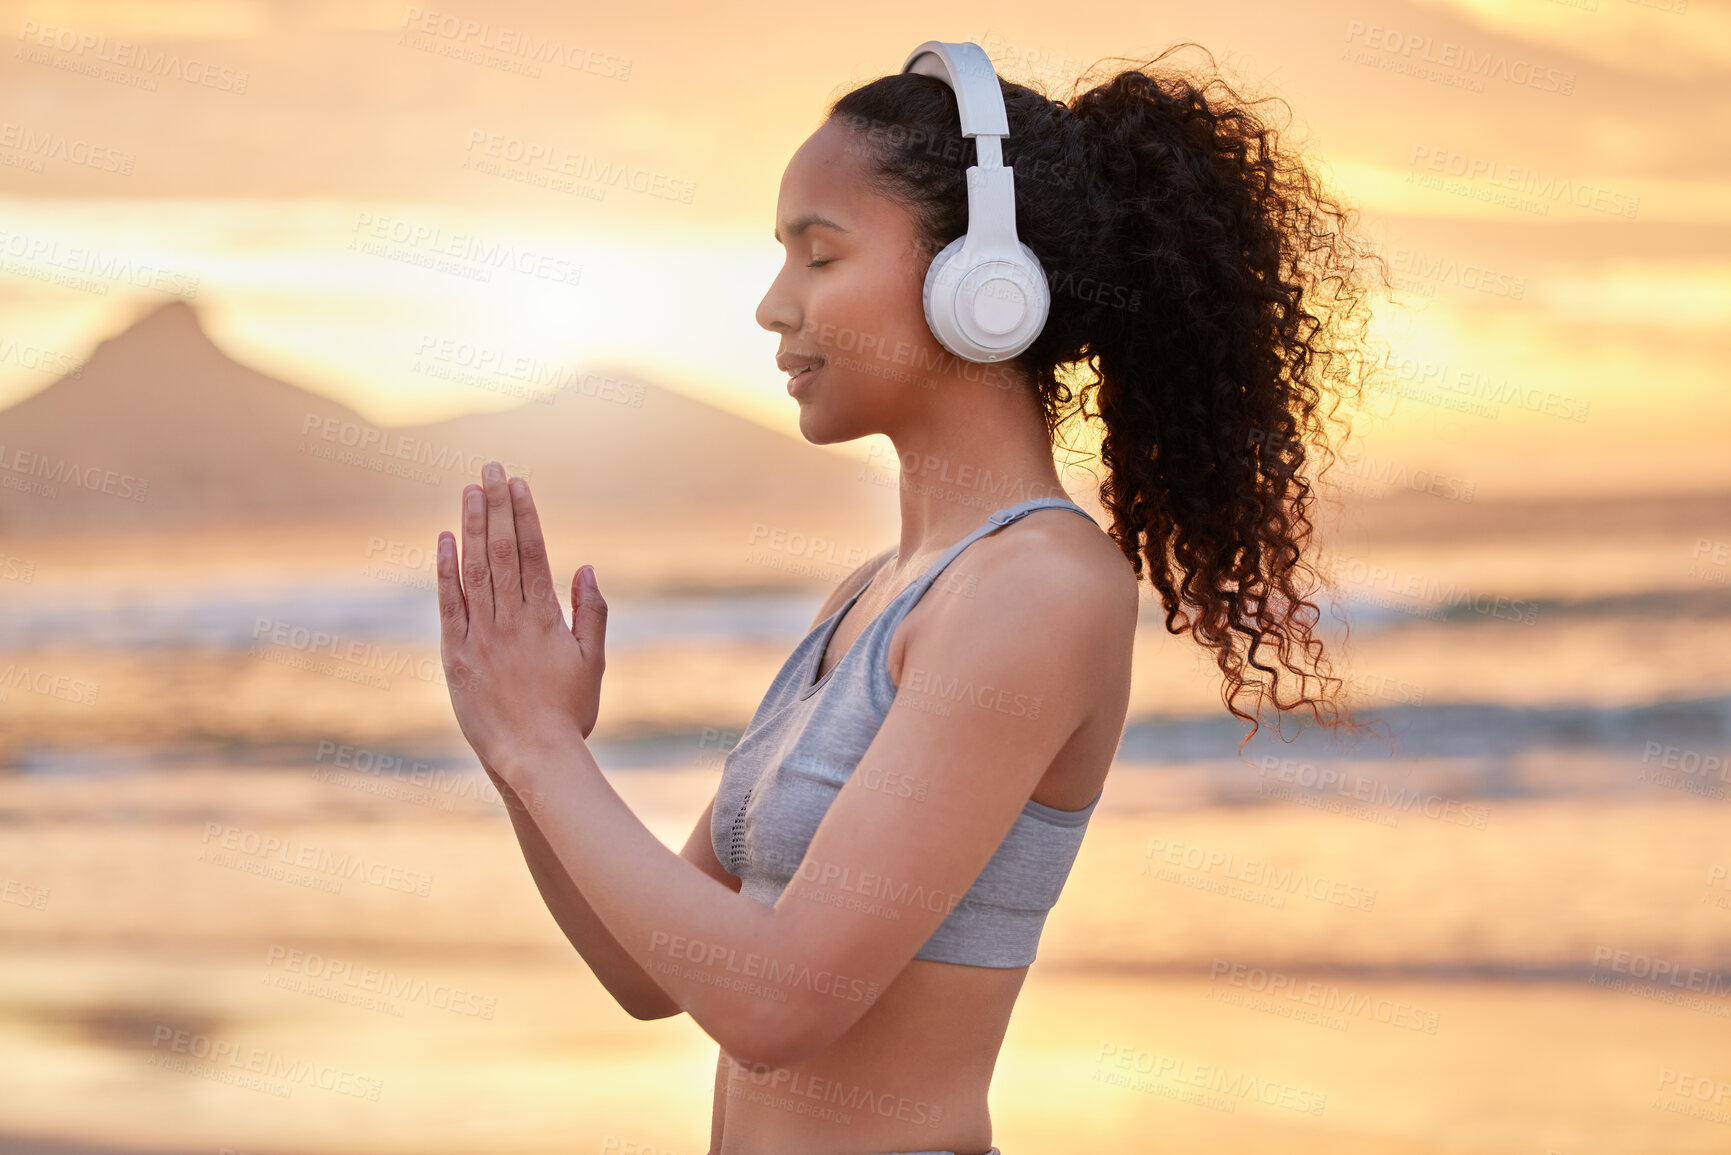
570, 565, 608, 654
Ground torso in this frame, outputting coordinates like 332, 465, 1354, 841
713, 507, 1138, 1155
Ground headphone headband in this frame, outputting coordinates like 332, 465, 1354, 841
897, 40, 1049, 363
901, 41, 1009, 142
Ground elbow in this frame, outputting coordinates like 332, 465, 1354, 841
619, 985, 685, 1021
718, 997, 853, 1071
622, 992, 681, 1020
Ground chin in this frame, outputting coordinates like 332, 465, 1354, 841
793, 399, 871, 446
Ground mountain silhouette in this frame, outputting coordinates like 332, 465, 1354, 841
0, 301, 900, 569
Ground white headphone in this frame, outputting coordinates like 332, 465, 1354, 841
901, 40, 1050, 363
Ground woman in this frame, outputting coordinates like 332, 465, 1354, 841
436, 41, 1386, 1155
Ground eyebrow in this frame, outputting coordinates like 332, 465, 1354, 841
773, 212, 850, 244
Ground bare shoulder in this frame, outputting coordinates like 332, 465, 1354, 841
894, 504, 1140, 680
972, 505, 1139, 632
808, 543, 897, 630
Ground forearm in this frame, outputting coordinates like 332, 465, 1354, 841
499, 730, 846, 1064
489, 767, 682, 1020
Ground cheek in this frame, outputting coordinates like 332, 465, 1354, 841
814, 260, 933, 363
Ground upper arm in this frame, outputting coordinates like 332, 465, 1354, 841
679, 793, 741, 893
748, 546, 1129, 1065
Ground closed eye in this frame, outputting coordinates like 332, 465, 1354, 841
807, 259, 833, 268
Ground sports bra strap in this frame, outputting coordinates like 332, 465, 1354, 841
903, 495, 1096, 605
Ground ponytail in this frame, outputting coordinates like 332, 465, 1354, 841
831, 43, 1393, 745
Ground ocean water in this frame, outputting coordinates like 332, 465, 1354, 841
2, 575, 1727, 799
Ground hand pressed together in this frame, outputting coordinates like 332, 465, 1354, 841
436, 461, 607, 780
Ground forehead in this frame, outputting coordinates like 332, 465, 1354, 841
773, 118, 903, 242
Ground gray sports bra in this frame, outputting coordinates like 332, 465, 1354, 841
710, 495, 1104, 968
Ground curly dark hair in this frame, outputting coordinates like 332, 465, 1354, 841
830, 43, 1394, 747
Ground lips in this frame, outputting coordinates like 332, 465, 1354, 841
786, 361, 822, 397
777, 351, 826, 396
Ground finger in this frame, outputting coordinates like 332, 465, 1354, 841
482, 460, 520, 623
460, 483, 493, 626
435, 530, 468, 646
570, 564, 608, 658
509, 476, 559, 622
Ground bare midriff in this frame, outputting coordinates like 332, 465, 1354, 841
712, 957, 1025, 1155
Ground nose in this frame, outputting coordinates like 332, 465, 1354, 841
755, 260, 802, 336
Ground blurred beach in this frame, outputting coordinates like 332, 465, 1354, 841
4, 0, 1731, 1151
3, 504, 1730, 1154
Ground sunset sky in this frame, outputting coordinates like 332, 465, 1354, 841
1, 0, 1726, 499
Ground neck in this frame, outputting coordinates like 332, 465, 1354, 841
879, 365, 1067, 566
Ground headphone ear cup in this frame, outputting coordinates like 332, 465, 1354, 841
923, 236, 1050, 362
921, 236, 967, 357
1011, 241, 1051, 339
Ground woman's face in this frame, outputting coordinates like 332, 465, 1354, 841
756, 117, 948, 444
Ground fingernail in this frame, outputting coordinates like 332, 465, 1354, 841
509, 476, 525, 498
467, 489, 483, 514
581, 565, 597, 589
485, 460, 502, 482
